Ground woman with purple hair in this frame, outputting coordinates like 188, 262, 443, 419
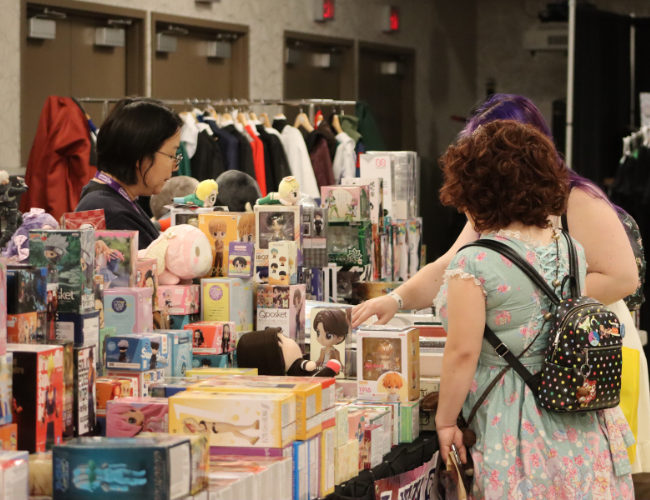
352, 93, 650, 473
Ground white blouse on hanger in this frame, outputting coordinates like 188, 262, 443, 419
279, 125, 320, 199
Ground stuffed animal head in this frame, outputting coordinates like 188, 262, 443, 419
195, 180, 219, 208
214, 171, 261, 212
278, 177, 300, 205
150, 176, 199, 220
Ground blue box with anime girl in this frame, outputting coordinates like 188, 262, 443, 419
104, 334, 168, 372
52, 435, 193, 499
28, 229, 95, 314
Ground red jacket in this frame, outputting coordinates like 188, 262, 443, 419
20, 96, 96, 221
245, 124, 267, 196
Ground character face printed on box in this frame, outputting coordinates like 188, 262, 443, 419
238, 213, 255, 244
259, 213, 294, 249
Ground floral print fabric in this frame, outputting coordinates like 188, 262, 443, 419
435, 233, 635, 500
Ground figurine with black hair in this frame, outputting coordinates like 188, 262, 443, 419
0, 172, 28, 249
267, 213, 290, 243
193, 329, 205, 348
42, 233, 69, 282
118, 340, 129, 363
149, 342, 160, 369
237, 327, 340, 377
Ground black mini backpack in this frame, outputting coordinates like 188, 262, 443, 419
464, 231, 623, 413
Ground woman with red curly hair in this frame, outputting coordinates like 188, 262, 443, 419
430, 120, 635, 500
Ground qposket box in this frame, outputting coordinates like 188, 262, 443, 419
106, 397, 169, 437
158, 285, 199, 316
94, 230, 138, 290
155, 330, 192, 378
104, 334, 169, 371
28, 229, 95, 313
106, 368, 165, 398
6, 265, 47, 314
198, 212, 247, 277
8, 344, 63, 452
256, 284, 306, 349
73, 346, 96, 437
136, 258, 160, 312
55, 310, 99, 347
201, 278, 253, 334
104, 288, 153, 334
52, 435, 193, 500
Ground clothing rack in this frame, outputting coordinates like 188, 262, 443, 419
75, 97, 358, 124
621, 125, 650, 156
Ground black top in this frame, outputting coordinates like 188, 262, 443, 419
191, 130, 225, 182
76, 181, 160, 250
222, 124, 256, 179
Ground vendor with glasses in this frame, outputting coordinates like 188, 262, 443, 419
76, 97, 183, 249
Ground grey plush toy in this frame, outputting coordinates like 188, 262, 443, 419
150, 176, 199, 220
215, 171, 261, 212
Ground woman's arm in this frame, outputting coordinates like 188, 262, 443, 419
352, 221, 479, 327
435, 276, 485, 463
567, 188, 638, 305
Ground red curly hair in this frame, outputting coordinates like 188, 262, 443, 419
439, 120, 569, 232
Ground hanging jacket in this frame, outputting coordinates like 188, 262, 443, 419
262, 126, 293, 190
203, 117, 239, 171
179, 113, 199, 159
175, 142, 192, 177
222, 122, 256, 180
20, 96, 97, 221
300, 126, 335, 189
277, 124, 320, 199
332, 132, 357, 183
356, 101, 386, 151
318, 120, 339, 160
191, 131, 225, 182
340, 115, 362, 144
244, 124, 267, 196
256, 125, 276, 192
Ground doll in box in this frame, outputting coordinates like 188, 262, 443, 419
221, 324, 232, 354
42, 233, 68, 282
381, 373, 404, 402
313, 309, 348, 368
314, 212, 324, 237
95, 240, 124, 288
193, 329, 205, 348
345, 199, 358, 222
182, 417, 260, 445
107, 403, 168, 437
118, 340, 129, 363
41, 355, 59, 446
266, 213, 293, 243
72, 461, 147, 492
377, 340, 400, 373
237, 213, 255, 244
208, 218, 227, 276
293, 289, 303, 341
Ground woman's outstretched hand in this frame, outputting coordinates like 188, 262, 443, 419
352, 295, 399, 329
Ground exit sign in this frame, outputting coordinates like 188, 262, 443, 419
314, 0, 335, 21
382, 6, 400, 32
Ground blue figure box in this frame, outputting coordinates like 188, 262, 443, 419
104, 334, 169, 372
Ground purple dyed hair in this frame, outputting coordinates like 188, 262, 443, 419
461, 94, 612, 206
3, 211, 59, 261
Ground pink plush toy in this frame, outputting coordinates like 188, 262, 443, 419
139, 224, 212, 285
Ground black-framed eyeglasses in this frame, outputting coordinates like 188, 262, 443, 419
157, 151, 183, 169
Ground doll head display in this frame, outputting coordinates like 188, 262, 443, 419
193, 329, 205, 347
238, 213, 255, 243
312, 309, 348, 348
381, 372, 404, 402
232, 256, 247, 271
266, 213, 289, 240
106, 402, 168, 437
377, 341, 397, 371
208, 219, 227, 243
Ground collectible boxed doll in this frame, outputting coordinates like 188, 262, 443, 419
320, 426, 335, 497
104, 288, 153, 334
169, 391, 297, 448
155, 330, 192, 377
185, 321, 226, 355
73, 346, 96, 437
46, 283, 58, 342
104, 334, 168, 371
168, 313, 199, 330
28, 229, 95, 313
6, 265, 47, 314
0, 451, 29, 498
268, 241, 297, 285
256, 284, 306, 348
198, 212, 245, 277
136, 258, 160, 312
106, 397, 169, 437
158, 285, 199, 316
62, 209, 106, 230
254, 205, 303, 268
0, 424, 17, 450
342, 177, 384, 232
94, 230, 138, 290
191, 352, 229, 369
191, 377, 321, 440
106, 368, 165, 398
228, 242, 255, 279
201, 278, 253, 333
348, 404, 392, 454
0, 354, 12, 427
7, 344, 63, 452
97, 326, 116, 375
55, 310, 99, 347
357, 326, 420, 403
95, 376, 139, 416
328, 221, 373, 267
7, 311, 47, 344
52, 435, 194, 499
50, 341, 73, 438
302, 207, 328, 269
359, 152, 394, 218
309, 307, 351, 378
321, 185, 370, 223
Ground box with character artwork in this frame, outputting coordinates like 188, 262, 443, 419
73, 346, 97, 437
321, 185, 370, 223
0, 354, 12, 427
254, 205, 302, 269
199, 212, 254, 278
28, 229, 95, 313
154, 330, 192, 378
256, 284, 306, 349
94, 230, 138, 290
104, 288, 153, 334
95, 376, 139, 417
106, 397, 169, 437
52, 435, 194, 500
55, 310, 99, 347
136, 259, 160, 312
184, 321, 236, 355
357, 326, 420, 403
50, 341, 73, 438
201, 278, 253, 333
227, 242, 254, 279
268, 241, 297, 285
104, 334, 168, 371
6, 265, 47, 314
61, 209, 106, 230
7, 344, 63, 452
191, 352, 229, 369
158, 285, 199, 316
327, 221, 372, 267
106, 368, 165, 398
7, 311, 47, 344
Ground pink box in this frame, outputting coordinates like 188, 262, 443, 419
184, 321, 236, 355
136, 259, 160, 312
158, 285, 199, 316
94, 230, 138, 290
105, 396, 169, 437
320, 185, 370, 223
104, 288, 153, 334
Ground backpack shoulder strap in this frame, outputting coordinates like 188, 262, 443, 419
562, 229, 580, 298
462, 240, 560, 306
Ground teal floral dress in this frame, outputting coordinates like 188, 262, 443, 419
434, 232, 635, 500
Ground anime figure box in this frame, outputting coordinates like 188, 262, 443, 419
104, 288, 153, 335
136, 258, 160, 312
6, 265, 47, 314
7, 311, 47, 345
104, 334, 168, 372
184, 321, 227, 356
254, 205, 302, 270
169, 391, 296, 449
321, 185, 370, 223
94, 230, 138, 290
106, 397, 169, 437
73, 345, 97, 437
158, 285, 199, 316
356, 325, 420, 403
228, 242, 255, 280
106, 368, 165, 398
198, 212, 251, 278
154, 330, 192, 378
56, 310, 99, 347
0, 354, 12, 427
52, 435, 194, 499
7, 344, 63, 452
28, 229, 95, 313
201, 277, 253, 334
256, 284, 306, 350
327, 221, 372, 267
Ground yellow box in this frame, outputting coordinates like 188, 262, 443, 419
168, 391, 296, 448
321, 427, 335, 497
191, 377, 322, 440
185, 367, 258, 377
199, 212, 249, 277
346, 438, 359, 480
